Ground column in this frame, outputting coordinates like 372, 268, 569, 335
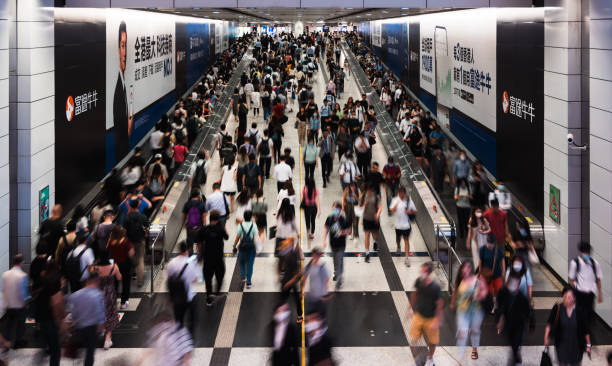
588, 0, 612, 325
8, 0, 55, 264
0, 2, 10, 273
542, 0, 587, 279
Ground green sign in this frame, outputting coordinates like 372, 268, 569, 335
549, 184, 560, 224
39, 185, 50, 225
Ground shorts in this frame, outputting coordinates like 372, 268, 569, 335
395, 228, 411, 240
362, 219, 380, 232
223, 191, 236, 196
409, 313, 439, 344
487, 277, 503, 294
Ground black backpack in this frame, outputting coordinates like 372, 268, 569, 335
167, 262, 189, 305
65, 247, 87, 286
245, 163, 259, 187
573, 257, 596, 278
239, 224, 255, 252
259, 138, 270, 156
194, 161, 207, 186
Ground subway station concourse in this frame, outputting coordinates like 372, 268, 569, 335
0, 1, 611, 365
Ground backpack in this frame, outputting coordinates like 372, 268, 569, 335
194, 161, 207, 186
239, 223, 255, 252
174, 128, 185, 144
65, 247, 87, 285
573, 257, 596, 280
186, 202, 203, 230
221, 132, 232, 145
149, 178, 162, 196
245, 163, 259, 187
259, 138, 270, 156
167, 262, 189, 305
58, 234, 75, 274
221, 145, 236, 164
248, 131, 259, 146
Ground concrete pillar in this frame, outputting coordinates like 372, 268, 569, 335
8, 0, 55, 264
542, 0, 586, 280
588, 0, 612, 325
0, 2, 10, 273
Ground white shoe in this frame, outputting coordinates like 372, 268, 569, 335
404, 258, 410, 267
120, 301, 129, 310
425, 357, 435, 366
104, 339, 113, 350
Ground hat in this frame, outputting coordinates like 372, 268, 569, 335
154, 153, 162, 159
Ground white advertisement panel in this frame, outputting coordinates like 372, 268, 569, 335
105, 9, 176, 131
215, 21, 222, 54
371, 21, 382, 47
419, 9, 497, 132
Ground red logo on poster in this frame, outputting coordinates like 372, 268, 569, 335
66, 96, 74, 122
502, 91, 510, 114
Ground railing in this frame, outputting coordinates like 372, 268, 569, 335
436, 224, 462, 292
148, 224, 166, 295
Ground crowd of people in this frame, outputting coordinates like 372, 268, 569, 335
0, 29, 607, 366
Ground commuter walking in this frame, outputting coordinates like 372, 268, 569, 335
66, 233, 95, 292
92, 251, 122, 350
2, 254, 29, 348
251, 189, 269, 238
450, 260, 488, 361
220, 160, 238, 212
359, 184, 381, 263
303, 136, 318, 182
483, 198, 509, 248
302, 247, 331, 316
389, 187, 417, 266
107, 225, 134, 309
322, 202, 351, 289
273, 155, 293, 193
35, 260, 64, 366
479, 233, 505, 313
318, 129, 335, 188
342, 182, 360, 242
271, 303, 300, 366
278, 237, 304, 322
167, 241, 199, 330
301, 178, 320, 244
544, 286, 592, 366
123, 200, 149, 287
68, 272, 105, 366
182, 188, 207, 254
296, 106, 308, 146
569, 241, 603, 330
204, 182, 231, 223
242, 153, 263, 194
407, 262, 444, 366
382, 157, 401, 213
257, 129, 274, 180
454, 178, 472, 242
139, 310, 194, 366
234, 211, 259, 289
452, 151, 471, 186
200, 210, 228, 307
465, 208, 490, 267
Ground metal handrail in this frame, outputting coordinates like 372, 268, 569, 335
436, 224, 462, 292
149, 225, 166, 295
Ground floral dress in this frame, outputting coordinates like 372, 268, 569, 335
99, 265, 119, 332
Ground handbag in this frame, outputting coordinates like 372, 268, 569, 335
269, 225, 277, 239
540, 347, 553, 366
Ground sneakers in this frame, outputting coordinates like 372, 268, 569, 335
373, 242, 379, 251
103, 339, 113, 350
246, 283, 253, 289
206, 296, 215, 307
120, 301, 129, 310
404, 258, 410, 267
425, 357, 435, 366
365, 253, 371, 263
396, 247, 401, 255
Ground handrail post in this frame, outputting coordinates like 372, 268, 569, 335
150, 235, 155, 296
448, 247, 452, 292
435, 225, 440, 268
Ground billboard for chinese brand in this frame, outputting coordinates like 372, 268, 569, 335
55, 8, 227, 210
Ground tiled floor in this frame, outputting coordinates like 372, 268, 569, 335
10, 50, 612, 366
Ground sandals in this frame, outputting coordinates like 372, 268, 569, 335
471, 350, 478, 360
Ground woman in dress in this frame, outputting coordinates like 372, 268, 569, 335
220, 159, 238, 212
466, 207, 490, 266
107, 225, 134, 310
301, 178, 320, 244
93, 251, 122, 349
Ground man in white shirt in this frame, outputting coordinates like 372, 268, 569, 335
338, 153, 360, 190
389, 187, 417, 266
2, 254, 29, 347
251, 89, 261, 117
569, 241, 603, 328
245, 123, 261, 146
166, 241, 199, 330
488, 181, 512, 211
273, 155, 292, 193
149, 123, 164, 154
67, 233, 95, 292
244, 80, 254, 108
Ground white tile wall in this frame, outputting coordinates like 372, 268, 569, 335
16, 20, 54, 49
16, 95, 53, 130
590, 192, 612, 234
590, 135, 612, 172
544, 71, 581, 101
590, 0, 612, 19
590, 221, 612, 265
17, 71, 54, 103
16, 0, 53, 23
589, 49, 612, 81
590, 19, 612, 49
545, 21, 582, 48
16, 119, 54, 157
590, 107, 612, 142
16, 144, 54, 182
0, 165, 8, 199
0, 15, 8, 275
544, 47, 581, 75
16, 47, 54, 76
545, 0, 582, 22
590, 163, 612, 203
590, 78, 612, 112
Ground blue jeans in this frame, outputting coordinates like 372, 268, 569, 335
456, 308, 484, 359
385, 183, 398, 211
238, 249, 256, 285
263, 106, 271, 122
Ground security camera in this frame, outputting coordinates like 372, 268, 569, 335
567, 133, 588, 151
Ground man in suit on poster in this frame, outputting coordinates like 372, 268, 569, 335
113, 21, 133, 162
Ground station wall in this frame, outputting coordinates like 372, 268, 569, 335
358, 9, 545, 223
53, 8, 236, 210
